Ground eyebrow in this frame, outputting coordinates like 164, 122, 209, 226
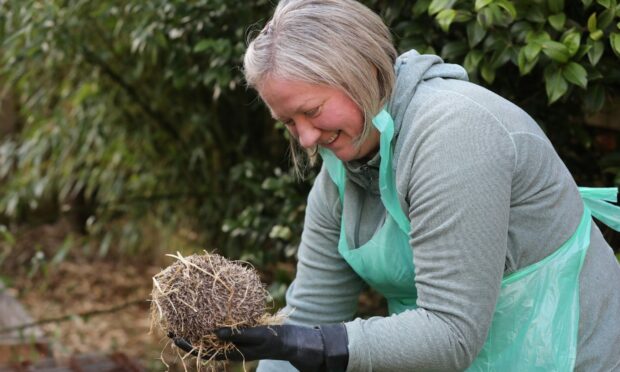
270, 98, 318, 122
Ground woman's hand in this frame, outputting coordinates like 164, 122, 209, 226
169, 324, 349, 372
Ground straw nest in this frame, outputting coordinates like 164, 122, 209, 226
150, 251, 277, 369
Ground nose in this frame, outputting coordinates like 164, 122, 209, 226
295, 119, 321, 149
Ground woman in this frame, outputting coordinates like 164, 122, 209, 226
172, 0, 620, 370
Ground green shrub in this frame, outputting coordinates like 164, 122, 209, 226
365, 0, 620, 185
0, 0, 618, 271
0, 0, 300, 261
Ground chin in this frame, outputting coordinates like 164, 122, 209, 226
332, 149, 358, 162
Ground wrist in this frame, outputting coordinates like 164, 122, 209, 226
319, 323, 349, 372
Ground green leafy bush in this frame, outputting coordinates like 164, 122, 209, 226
372, 0, 620, 106
0, 0, 618, 270
0, 0, 304, 261
365, 0, 620, 185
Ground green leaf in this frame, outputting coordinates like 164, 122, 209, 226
454, 10, 474, 22
587, 39, 605, 65
584, 84, 606, 112
518, 47, 539, 75
486, 3, 512, 27
562, 30, 581, 56
464, 50, 484, 74
575, 44, 591, 60
193, 39, 212, 53
548, 13, 566, 31
588, 69, 604, 80
582, 0, 594, 7
548, 0, 565, 13
590, 29, 604, 40
541, 40, 571, 62
436, 9, 457, 32
98, 233, 113, 257
523, 42, 542, 61
544, 66, 569, 103
597, 0, 612, 8
429, 0, 456, 15
526, 30, 551, 43
467, 21, 487, 47
51, 236, 74, 265
525, 6, 546, 23
562, 62, 588, 88
496, 0, 518, 20
481, 61, 496, 83
412, 0, 432, 16
72, 82, 99, 106
475, 0, 494, 11
598, 8, 615, 29
611, 32, 620, 56
511, 21, 534, 42
477, 7, 495, 28
587, 13, 598, 33
440, 40, 469, 60
490, 44, 512, 68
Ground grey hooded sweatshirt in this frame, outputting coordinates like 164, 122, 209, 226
258, 50, 620, 371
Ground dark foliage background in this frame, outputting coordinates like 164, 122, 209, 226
1, 0, 619, 296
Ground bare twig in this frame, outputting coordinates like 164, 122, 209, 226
0, 299, 145, 335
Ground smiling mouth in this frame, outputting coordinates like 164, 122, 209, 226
324, 130, 340, 145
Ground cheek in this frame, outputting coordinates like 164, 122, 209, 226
318, 111, 348, 131
332, 101, 364, 132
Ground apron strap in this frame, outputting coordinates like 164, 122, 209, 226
579, 187, 620, 231
319, 148, 345, 202
373, 110, 411, 234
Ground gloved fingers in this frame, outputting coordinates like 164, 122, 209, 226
215, 325, 281, 344
169, 332, 194, 354
168, 332, 233, 361
215, 348, 246, 361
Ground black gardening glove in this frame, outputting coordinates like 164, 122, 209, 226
169, 324, 349, 372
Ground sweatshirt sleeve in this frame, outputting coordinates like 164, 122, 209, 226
345, 91, 517, 371
258, 167, 366, 372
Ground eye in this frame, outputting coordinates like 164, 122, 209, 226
304, 106, 320, 118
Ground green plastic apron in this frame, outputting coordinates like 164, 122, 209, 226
319, 109, 620, 371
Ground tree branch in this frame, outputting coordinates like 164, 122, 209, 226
0, 299, 145, 335
80, 46, 186, 146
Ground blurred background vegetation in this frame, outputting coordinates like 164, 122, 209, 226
0, 0, 619, 370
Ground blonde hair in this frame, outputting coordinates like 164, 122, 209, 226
243, 0, 397, 175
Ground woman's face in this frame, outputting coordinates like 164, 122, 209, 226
257, 77, 380, 162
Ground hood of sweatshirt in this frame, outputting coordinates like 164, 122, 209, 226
344, 50, 468, 192
388, 50, 468, 136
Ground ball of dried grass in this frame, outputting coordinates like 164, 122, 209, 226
150, 251, 275, 365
